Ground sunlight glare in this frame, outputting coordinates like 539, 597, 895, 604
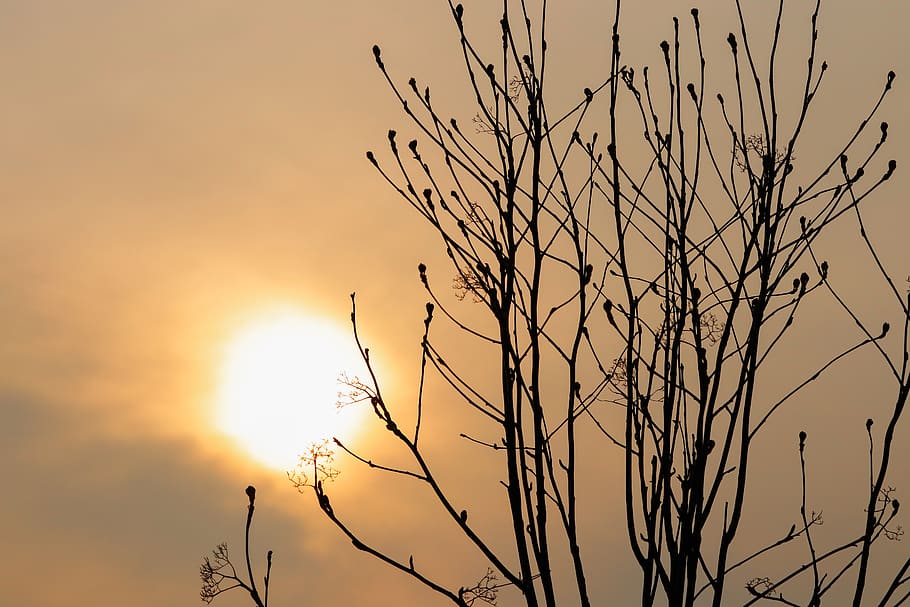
216, 311, 367, 471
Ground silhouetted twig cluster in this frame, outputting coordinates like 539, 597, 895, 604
200, 486, 272, 607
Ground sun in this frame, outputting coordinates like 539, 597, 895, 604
216, 310, 368, 470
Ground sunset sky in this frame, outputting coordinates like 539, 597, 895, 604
3, 1, 909, 606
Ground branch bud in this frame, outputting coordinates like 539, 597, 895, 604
603, 299, 616, 326
388, 130, 398, 154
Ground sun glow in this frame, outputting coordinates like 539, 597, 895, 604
216, 311, 367, 470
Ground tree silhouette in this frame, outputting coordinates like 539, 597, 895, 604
203, 1, 909, 605
200, 486, 273, 607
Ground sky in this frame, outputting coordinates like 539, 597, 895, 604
2, 1, 909, 606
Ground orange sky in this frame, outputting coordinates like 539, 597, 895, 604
2, 1, 909, 606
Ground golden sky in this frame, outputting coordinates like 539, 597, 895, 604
2, 1, 909, 605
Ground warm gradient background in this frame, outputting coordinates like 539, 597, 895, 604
2, 1, 909, 606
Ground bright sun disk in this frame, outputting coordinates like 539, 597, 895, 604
216, 311, 366, 471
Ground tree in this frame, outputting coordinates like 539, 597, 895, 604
203, 1, 909, 605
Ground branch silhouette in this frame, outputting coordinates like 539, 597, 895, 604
200, 486, 272, 607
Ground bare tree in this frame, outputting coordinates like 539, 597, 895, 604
203, 1, 909, 605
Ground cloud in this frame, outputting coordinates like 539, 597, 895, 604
2, 391, 305, 605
